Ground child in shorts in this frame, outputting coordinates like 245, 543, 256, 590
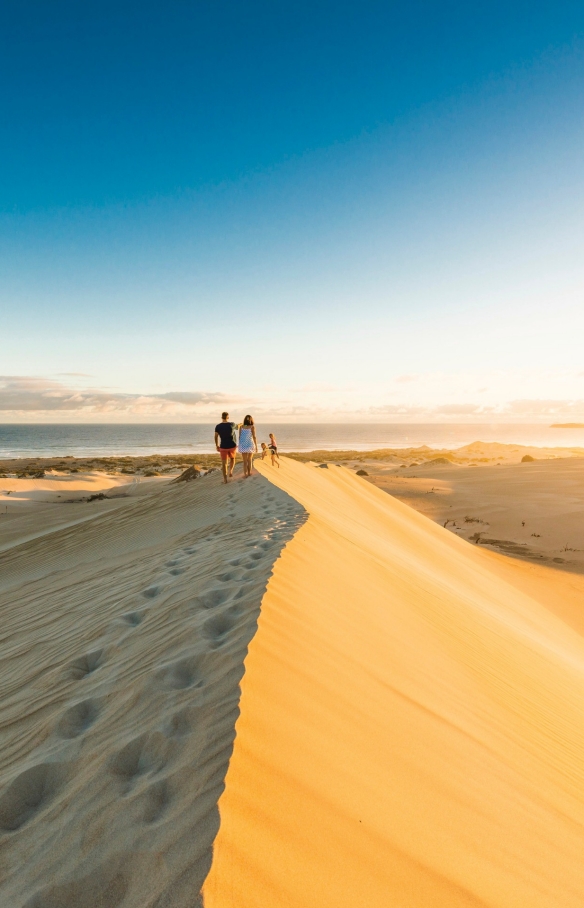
267, 434, 280, 468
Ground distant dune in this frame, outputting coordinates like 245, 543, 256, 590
550, 423, 584, 429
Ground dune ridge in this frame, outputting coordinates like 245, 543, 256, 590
204, 458, 584, 907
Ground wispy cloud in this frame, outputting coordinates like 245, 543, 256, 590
56, 372, 93, 378
394, 374, 420, 384
3, 376, 584, 423
0, 376, 236, 416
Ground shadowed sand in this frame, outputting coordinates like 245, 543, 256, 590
203, 457, 584, 907
0, 468, 305, 907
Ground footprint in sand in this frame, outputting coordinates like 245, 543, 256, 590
121, 610, 144, 627
108, 732, 166, 782
202, 610, 237, 648
158, 656, 204, 691
0, 762, 67, 831
166, 708, 191, 737
67, 649, 104, 680
56, 698, 100, 739
142, 585, 160, 599
142, 778, 170, 823
192, 588, 230, 610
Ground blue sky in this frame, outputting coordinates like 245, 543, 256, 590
2, 1, 584, 422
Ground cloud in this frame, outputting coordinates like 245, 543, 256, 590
394, 374, 420, 384
0, 376, 238, 415
157, 391, 233, 405
434, 403, 483, 415
504, 398, 584, 417
56, 372, 92, 378
4, 376, 584, 424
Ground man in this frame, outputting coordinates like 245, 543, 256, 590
214, 412, 238, 483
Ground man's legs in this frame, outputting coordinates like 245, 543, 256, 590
220, 448, 236, 483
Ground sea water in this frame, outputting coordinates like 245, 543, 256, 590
1, 423, 584, 458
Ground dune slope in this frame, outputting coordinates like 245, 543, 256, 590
0, 471, 305, 908
204, 458, 584, 908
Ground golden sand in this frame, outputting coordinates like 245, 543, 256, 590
204, 458, 584, 907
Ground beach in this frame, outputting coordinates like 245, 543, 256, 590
2, 445, 584, 905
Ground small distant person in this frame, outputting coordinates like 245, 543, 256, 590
214, 412, 237, 483
268, 433, 280, 467
238, 415, 258, 478
260, 442, 269, 460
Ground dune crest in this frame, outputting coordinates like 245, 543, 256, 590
204, 458, 584, 907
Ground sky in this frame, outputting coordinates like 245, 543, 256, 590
1, 0, 584, 423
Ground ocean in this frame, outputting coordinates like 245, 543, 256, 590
1, 423, 584, 459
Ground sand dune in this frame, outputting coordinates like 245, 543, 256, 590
0, 471, 169, 554
204, 458, 584, 907
4, 455, 584, 907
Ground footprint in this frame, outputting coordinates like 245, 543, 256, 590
122, 611, 144, 627
218, 571, 237, 582
67, 649, 104, 680
168, 567, 185, 576
166, 708, 191, 737
228, 557, 242, 566
142, 585, 160, 599
159, 656, 203, 690
142, 779, 170, 823
248, 551, 263, 561
193, 588, 229, 610
108, 736, 149, 781
203, 611, 236, 647
0, 763, 64, 831
56, 699, 99, 739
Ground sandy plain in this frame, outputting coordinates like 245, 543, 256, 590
1, 445, 584, 907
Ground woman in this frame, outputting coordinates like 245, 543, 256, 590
238, 415, 258, 477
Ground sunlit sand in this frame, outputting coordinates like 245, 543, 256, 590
205, 457, 584, 907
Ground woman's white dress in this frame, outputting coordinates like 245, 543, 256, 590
238, 426, 255, 453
